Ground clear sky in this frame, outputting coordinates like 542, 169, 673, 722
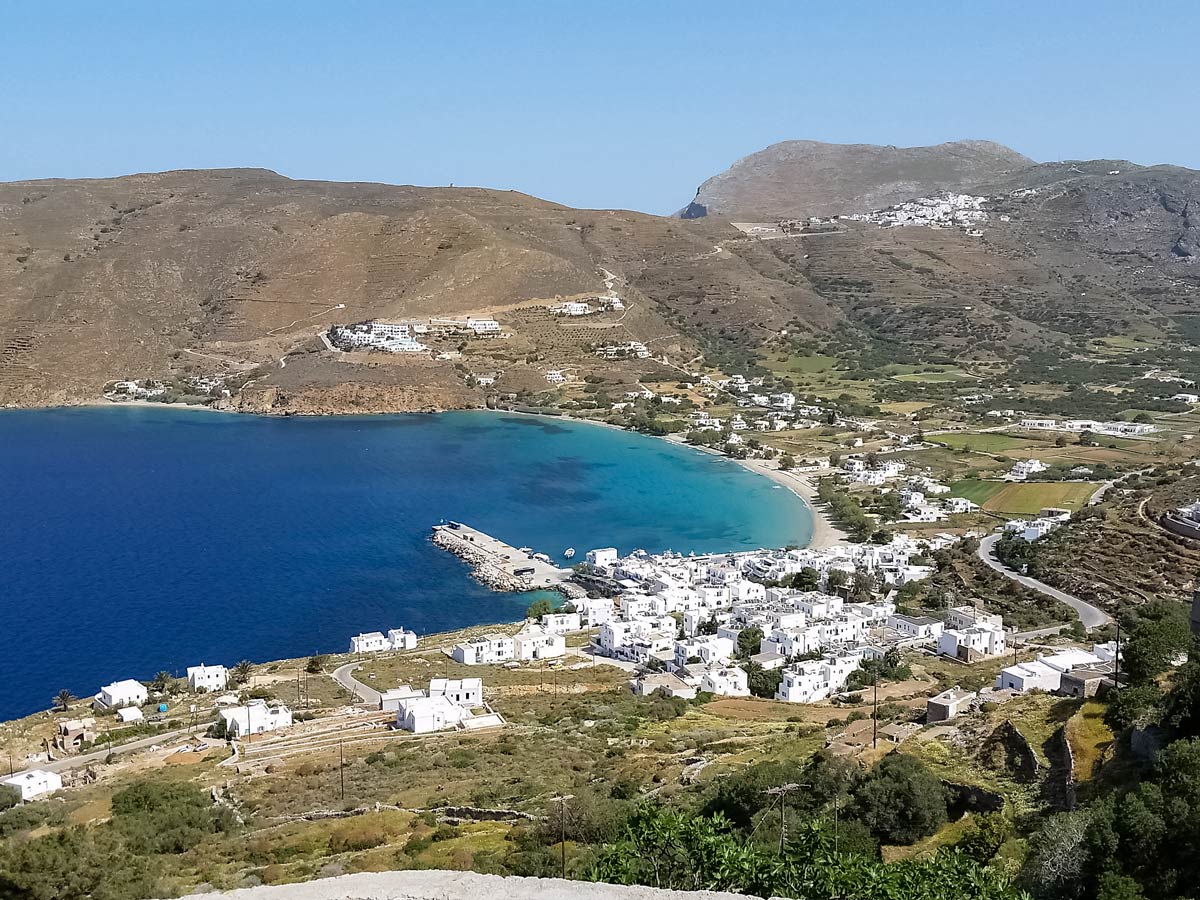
3, 1, 1195, 214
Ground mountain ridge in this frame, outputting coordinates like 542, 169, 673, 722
681, 139, 1035, 220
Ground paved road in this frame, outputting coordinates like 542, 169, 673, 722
977, 534, 1112, 631
332, 662, 380, 705
29, 722, 215, 775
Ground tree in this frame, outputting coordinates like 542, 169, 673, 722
788, 567, 821, 591
0, 784, 21, 811
1121, 602, 1192, 684
527, 598, 554, 619
152, 671, 174, 693
744, 662, 783, 699
231, 660, 254, 685
853, 754, 948, 845
826, 569, 850, 593
53, 689, 75, 712
778, 453, 796, 471
306, 654, 329, 674
737, 626, 764, 659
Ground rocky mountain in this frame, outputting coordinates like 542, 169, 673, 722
1, 157, 1198, 413
0, 168, 833, 409
680, 140, 1033, 220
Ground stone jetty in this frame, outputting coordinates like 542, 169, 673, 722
432, 523, 571, 593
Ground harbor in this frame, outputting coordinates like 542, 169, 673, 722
431, 522, 579, 595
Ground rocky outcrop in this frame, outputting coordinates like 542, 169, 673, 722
171, 871, 758, 900
680, 139, 1033, 220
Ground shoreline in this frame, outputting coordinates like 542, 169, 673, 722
659, 433, 848, 550
8, 399, 844, 550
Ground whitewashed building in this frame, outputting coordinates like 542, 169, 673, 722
541, 612, 582, 633
186, 664, 228, 693
700, 666, 750, 697
94, 679, 148, 710
513, 621, 567, 661
429, 677, 483, 706
1, 769, 62, 802
220, 700, 293, 737
451, 634, 515, 665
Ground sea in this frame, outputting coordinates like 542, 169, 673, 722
0, 406, 811, 721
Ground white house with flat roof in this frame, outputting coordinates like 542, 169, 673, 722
451, 634, 515, 665
513, 622, 567, 661
349, 632, 389, 654
995, 649, 1104, 693
700, 666, 750, 697
428, 677, 483, 707
378, 686, 424, 712
351, 629, 417, 654
94, 679, 148, 710
1, 769, 62, 802
887, 614, 944, 642
386, 628, 419, 651
220, 700, 293, 737
395, 678, 500, 734
540, 612, 582, 633
186, 664, 228, 693
396, 695, 469, 734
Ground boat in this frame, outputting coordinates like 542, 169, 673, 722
563, 548, 576, 559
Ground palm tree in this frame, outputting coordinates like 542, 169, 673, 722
53, 689, 75, 712
232, 660, 254, 685
152, 671, 174, 693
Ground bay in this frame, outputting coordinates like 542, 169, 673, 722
0, 406, 811, 720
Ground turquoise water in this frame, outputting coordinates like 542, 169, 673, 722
0, 407, 810, 720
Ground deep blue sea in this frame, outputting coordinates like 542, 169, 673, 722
0, 407, 810, 720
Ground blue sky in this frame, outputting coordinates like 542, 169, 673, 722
2, 1, 1194, 214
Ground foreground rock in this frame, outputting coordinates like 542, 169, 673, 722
173, 871, 759, 900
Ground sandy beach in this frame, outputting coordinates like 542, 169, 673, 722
659, 433, 849, 550
730, 456, 850, 550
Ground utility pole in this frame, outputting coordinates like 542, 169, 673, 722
872, 674, 879, 749
1114, 621, 1122, 693
339, 740, 345, 801
763, 783, 799, 853
552, 794, 574, 878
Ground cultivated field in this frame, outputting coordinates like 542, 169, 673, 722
949, 479, 1098, 514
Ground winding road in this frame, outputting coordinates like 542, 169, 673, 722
977, 533, 1112, 631
331, 662, 380, 706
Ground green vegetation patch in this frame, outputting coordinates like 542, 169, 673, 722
948, 479, 1009, 506
977, 482, 1099, 515
934, 432, 1043, 453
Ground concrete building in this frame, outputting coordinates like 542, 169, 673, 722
540, 612, 582, 633
887, 614, 944, 642
451, 634, 515, 665
94, 679, 148, 710
220, 700, 293, 737
926, 687, 977, 723
631, 673, 697, 699
1, 769, 62, 802
513, 622, 567, 661
429, 677, 483, 707
938, 623, 1006, 661
396, 695, 470, 734
378, 686, 424, 713
700, 666, 750, 697
186, 664, 228, 693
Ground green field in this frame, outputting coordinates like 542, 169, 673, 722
949, 479, 1099, 515
760, 351, 836, 375
893, 371, 976, 383
932, 432, 1042, 453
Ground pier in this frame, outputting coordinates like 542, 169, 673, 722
432, 522, 574, 593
